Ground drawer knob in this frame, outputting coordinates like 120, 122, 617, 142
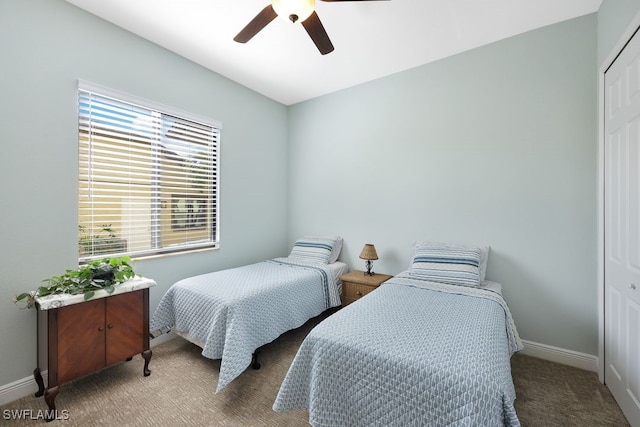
631, 283, 637, 291
98, 326, 104, 332
108, 324, 114, 329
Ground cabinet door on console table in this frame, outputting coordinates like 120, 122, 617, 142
105, 290, 145, 365
54, 298, 106, 384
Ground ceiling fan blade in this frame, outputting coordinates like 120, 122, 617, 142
234, 4, 278, 43
301, 11, 334, 55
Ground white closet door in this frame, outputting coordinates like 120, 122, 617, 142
605, 27, 640, 427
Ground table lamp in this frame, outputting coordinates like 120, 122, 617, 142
359, 244, 378, 276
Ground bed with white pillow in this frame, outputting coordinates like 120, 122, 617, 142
273, 241, 523, 426
150, 236, 347, 393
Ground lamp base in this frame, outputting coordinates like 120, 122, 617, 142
364, 260, 374, 276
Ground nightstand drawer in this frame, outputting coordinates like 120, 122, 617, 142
340, 271, 392, 306
343, 282, 376, 302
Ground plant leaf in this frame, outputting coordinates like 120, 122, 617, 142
15, 292, 30, 301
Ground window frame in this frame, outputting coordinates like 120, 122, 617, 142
77, 80, 221, 262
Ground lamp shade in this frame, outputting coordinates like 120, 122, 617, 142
359, 244, 378, 261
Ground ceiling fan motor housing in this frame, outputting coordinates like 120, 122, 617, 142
272, 0, 315, 23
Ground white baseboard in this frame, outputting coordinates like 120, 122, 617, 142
0, 370, 49, 407
0, 337, 597, 406
0, 332, 177, 407
519, 339, 599, 372
149, 330, 177, 347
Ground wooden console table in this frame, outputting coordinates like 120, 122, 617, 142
33, 277, 156, 421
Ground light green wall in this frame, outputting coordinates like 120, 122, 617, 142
0, 0, 289, 387
597, 0, 640, 65
288, 15, 598, 355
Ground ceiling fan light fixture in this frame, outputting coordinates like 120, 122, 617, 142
272, 0, 315, 24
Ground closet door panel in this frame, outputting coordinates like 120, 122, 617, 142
604, 24, 640, 427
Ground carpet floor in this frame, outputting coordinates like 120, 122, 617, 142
0, 312, 629, 426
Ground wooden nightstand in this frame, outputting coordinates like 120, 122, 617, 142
340, 270, 393, 306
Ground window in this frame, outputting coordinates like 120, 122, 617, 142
78, 81, 220, 262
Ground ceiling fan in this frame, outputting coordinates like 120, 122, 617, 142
234, 0, 388, 55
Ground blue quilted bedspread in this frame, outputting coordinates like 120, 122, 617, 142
273, 272, 523, 426
150, 257, 340, 393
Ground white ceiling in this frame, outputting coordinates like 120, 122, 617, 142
65, 0, 602, 105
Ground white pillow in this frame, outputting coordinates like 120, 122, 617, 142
409, 241, 482, 286
410, 241, 490, 281
289, 236, 341, 264
303, 235, 343, 263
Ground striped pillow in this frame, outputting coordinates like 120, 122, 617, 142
410, 242, 481, 286
304, 235, 343, 263
288, 238, 334, 264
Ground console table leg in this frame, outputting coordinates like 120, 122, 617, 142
33, 368, 45, 398
142, 349, 152, 376
44, 386, 59, 422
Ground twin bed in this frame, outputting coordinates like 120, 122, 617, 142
150, 236, 347, 392
151, 238, 522, 425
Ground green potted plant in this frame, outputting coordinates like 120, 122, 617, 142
14, 256, 136, 309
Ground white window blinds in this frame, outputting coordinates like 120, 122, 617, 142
78, 82, 220, 262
